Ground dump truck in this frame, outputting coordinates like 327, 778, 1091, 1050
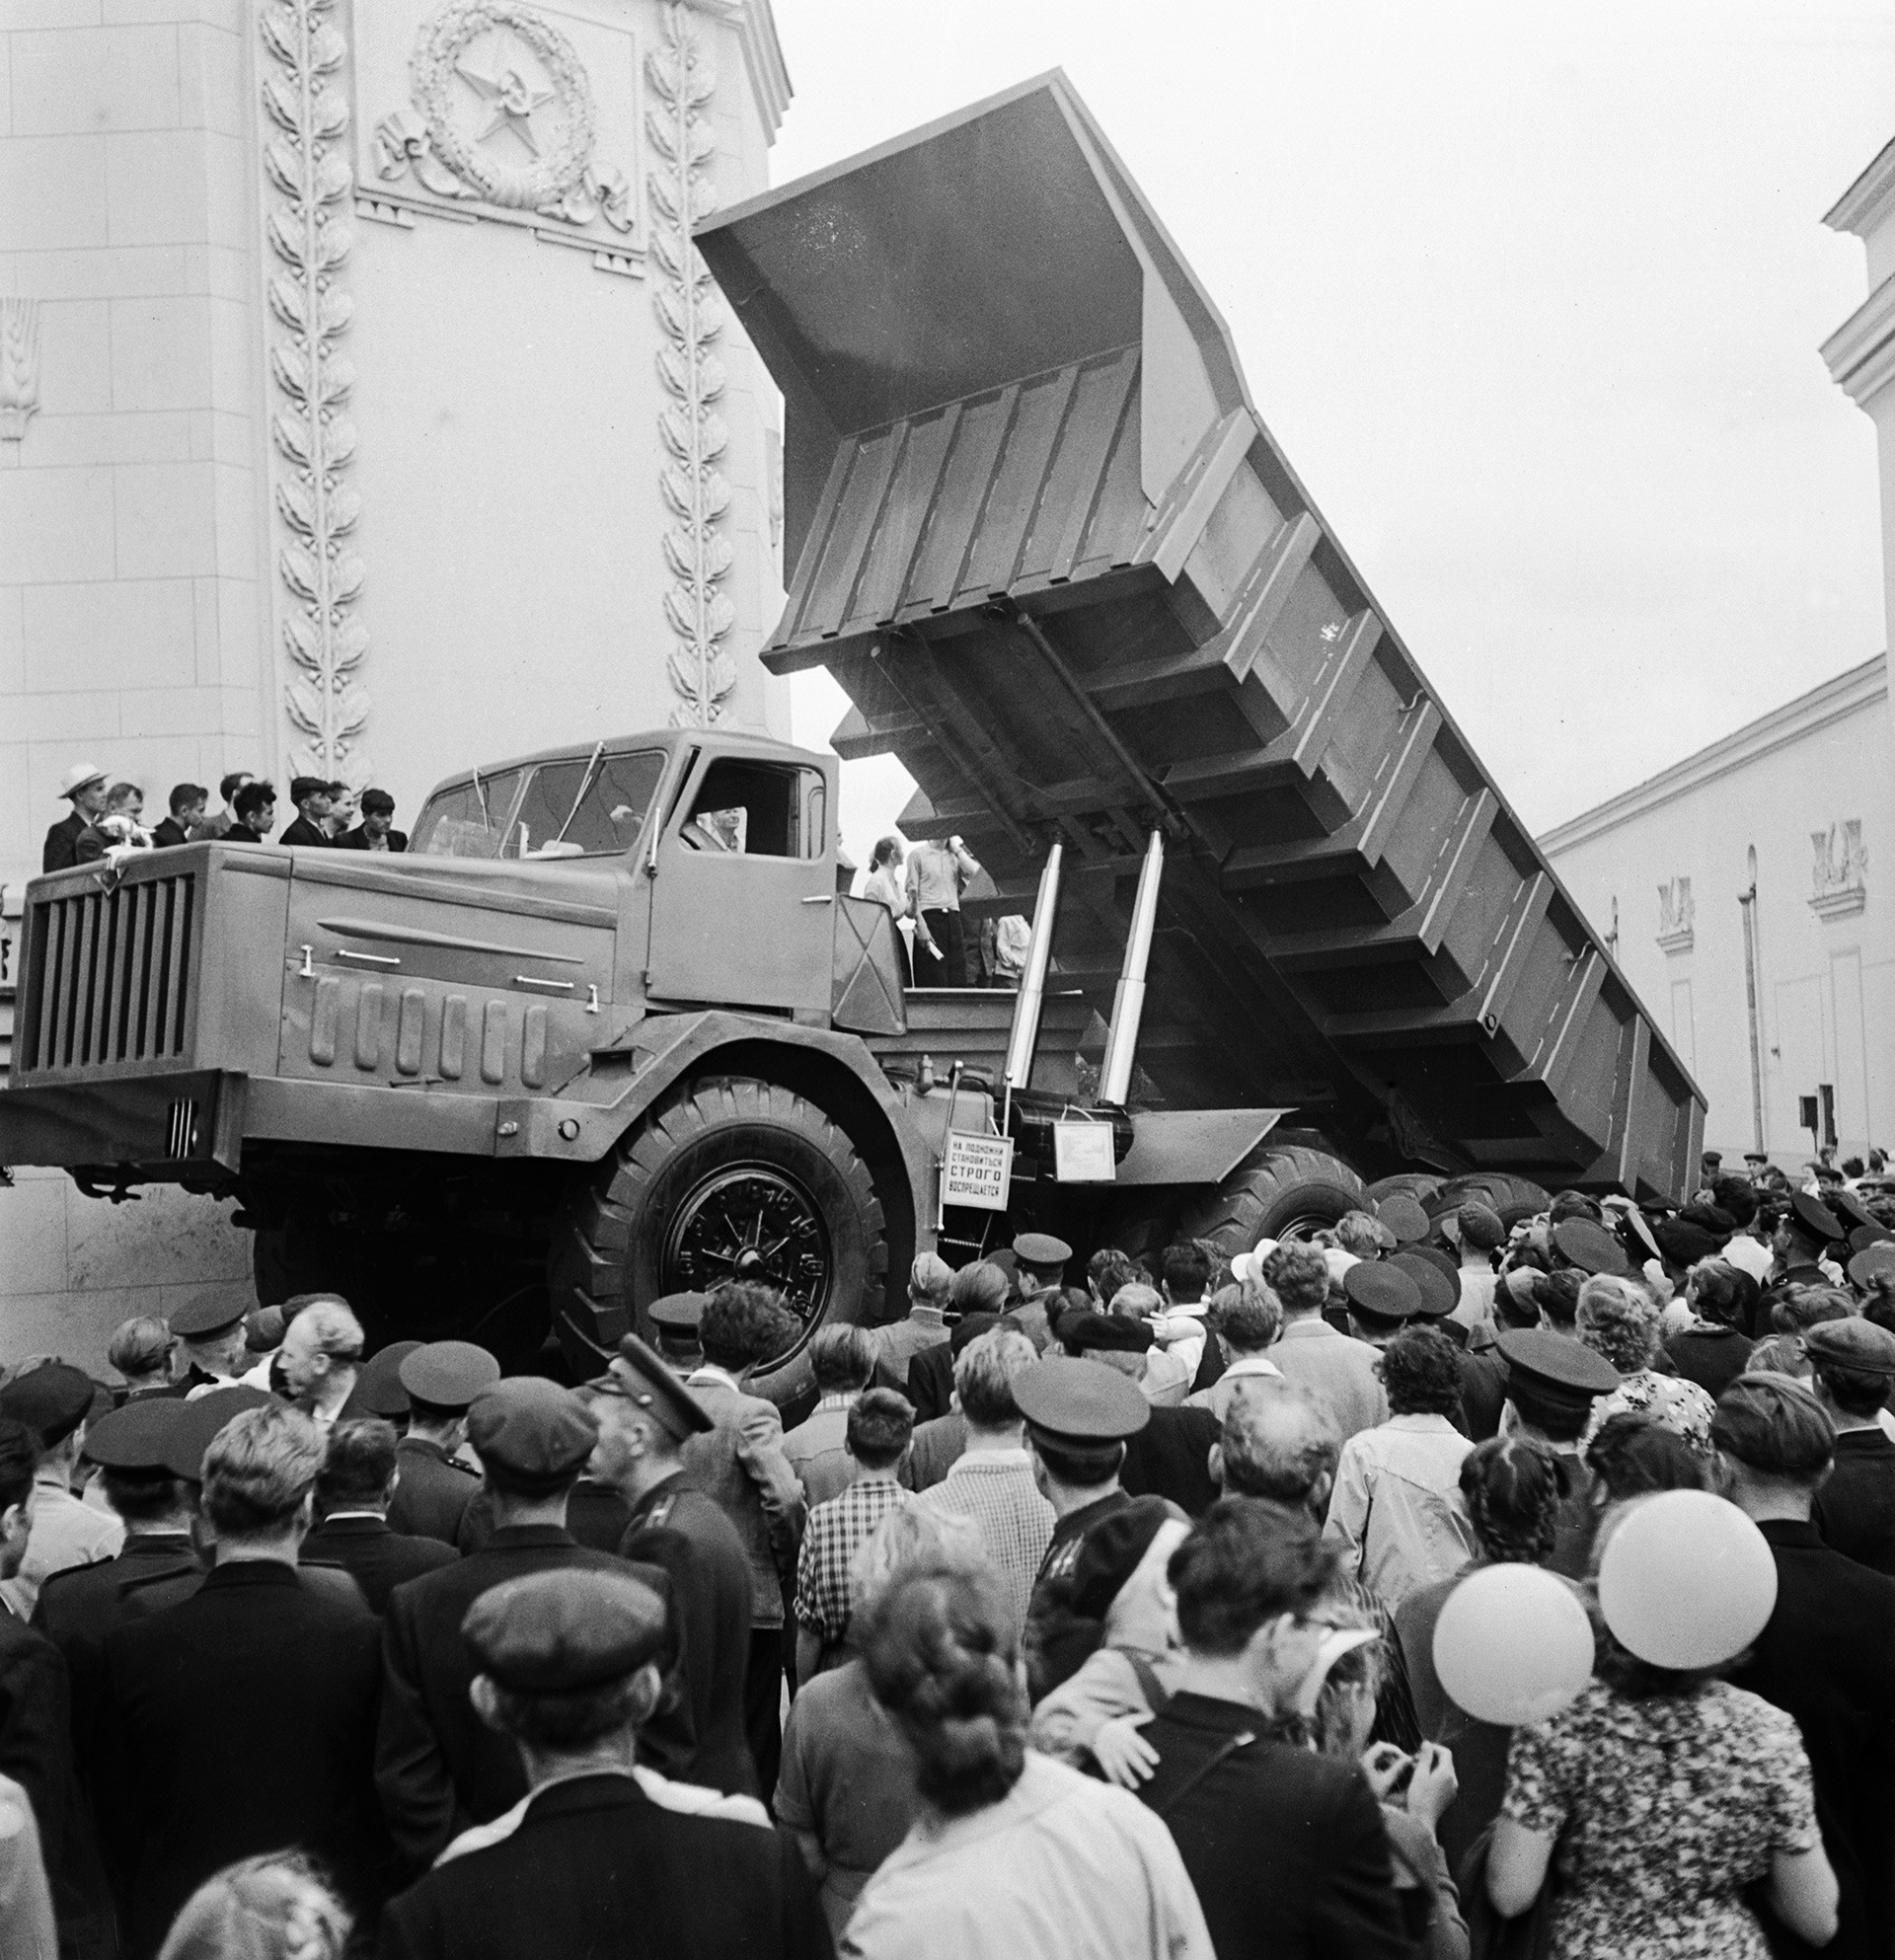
0, 75, 1704, 1395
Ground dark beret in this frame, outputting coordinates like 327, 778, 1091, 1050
1376, 1195, 1431, 1245
1060, 1312, 1155, 1356
1390, 1251, 1457, 1319
82, 1396, 190, 1473
399, 1341, 501, 1412
168, 1294, 249, 1341
1068, 1498, 1183, 1620
949, 1312, 1002, 1357
1652, 1219, 1721, 1270
1790, 1191, 1844, 1244
160, 1385, 278, 1480
352, 1340, 423, 1419
463, 1567, 669, 1694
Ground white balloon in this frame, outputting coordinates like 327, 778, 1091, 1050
1433, 1564, 1595, 1727
1597, 1490, 1778, 1670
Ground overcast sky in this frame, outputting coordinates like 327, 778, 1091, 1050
766, 0, 1895, 863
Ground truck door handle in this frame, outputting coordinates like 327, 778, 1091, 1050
801, 894, 834, 905
334, 948, 400, 967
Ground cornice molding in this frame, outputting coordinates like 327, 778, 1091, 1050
1821, 270, 1895, 409
682, 0, 790, 140
1826, 133, 1895, 238
1540, 654, 1887, 857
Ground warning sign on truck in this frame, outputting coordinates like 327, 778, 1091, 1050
942, 1132, 1014, 1211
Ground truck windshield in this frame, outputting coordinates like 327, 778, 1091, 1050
412, 750, 667, 860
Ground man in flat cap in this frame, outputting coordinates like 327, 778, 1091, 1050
377, 1569, 827, 1960
587, 1338, 756, 1798
1492, 1327, 1620, 1578
1806, 1319, 1895, 1577
1012, 1232, 1073, 1319
277, 776, 337, 849
101, 1402, 388, 1953
0, 1363, 123, 1620
1548, 1218, 1631, 1282
376, 1379, 688, 1875
168, 1295, 255, 1399
298, 1418, 457, 1613
384, 1343, 497, 1547
1448, 1202, 1507, 1333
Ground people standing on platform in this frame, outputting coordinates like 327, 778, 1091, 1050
222, 782, 277, 844
904, 834, 982, 986
41, 765, 109, 873
187, 772, 254, 842
278, 778, 337, 848
861, 836, 914, 987
337, 789, 408, 854
150, 784, 206, 850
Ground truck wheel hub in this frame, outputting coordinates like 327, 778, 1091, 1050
664, 1164, 832, 1325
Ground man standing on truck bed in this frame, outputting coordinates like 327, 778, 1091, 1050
905, 834, 982, 986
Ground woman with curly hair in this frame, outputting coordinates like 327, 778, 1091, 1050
1575, 1276, 1717, 1456
1392, 1436, 1576, 1875
157, 1854, 350, 1960
1487, 1494, 1841, 1959
841, 1566, 1211, 1960
1325, 1326, 1478, 1608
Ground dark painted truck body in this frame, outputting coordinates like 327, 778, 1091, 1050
0, 76, 1703, 1393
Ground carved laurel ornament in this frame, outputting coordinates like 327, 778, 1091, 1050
0, 299, 41, 442
647, 2, 736, 727
261, 0, 370, 783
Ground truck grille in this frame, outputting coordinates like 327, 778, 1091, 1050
19, 874, 196, 1073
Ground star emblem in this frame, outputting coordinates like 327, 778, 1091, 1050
456, 35, 555, 156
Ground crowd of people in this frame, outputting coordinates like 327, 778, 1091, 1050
40, 764, 405, 872
0, 1160, 1888, 1958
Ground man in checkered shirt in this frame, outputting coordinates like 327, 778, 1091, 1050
792, 1389, 913, 1682
914, 1329, 1055, 1638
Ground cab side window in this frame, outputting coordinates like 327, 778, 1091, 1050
681, 761, 826, 861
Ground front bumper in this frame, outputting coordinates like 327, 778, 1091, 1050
0, 1068, 246, 1182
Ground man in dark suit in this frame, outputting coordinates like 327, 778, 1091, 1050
336, 787, 408, 853
1721, 1376, 1895, 1960
278, 775, 336, 848
384, 1344, 496, 1546
218, 778, 277, 844
302, 1419, 456, 1613
41, 763, 109, 873
1134, 1499, 1412, 1960
376, 1379, 689, 1875
377, 1566, 827, 1960
151, 782, 207, 849
590, 1338, 757, 1797
1806, 1318, 1895, 1576
103, 1402, 387, 1957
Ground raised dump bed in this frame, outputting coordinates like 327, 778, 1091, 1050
698, 74, 1704, 1198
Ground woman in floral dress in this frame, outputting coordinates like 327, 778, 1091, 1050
1573, 1277, 1717, 1456
1484, 1498, 1839, 1958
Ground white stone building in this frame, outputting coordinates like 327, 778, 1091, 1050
0, 0, 789, 1363
1541, 656, 1889, 1166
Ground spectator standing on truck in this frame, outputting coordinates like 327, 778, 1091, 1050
41, 764, 108, 873
861, 835, 913, 986
336, 788, 407, 853
151, 784, 206, 850
221, 781, 276, 844
278, 778, 336, 849
680, 1284, 807, 1799
188, 771, 253, 842
905, 834, 981, 985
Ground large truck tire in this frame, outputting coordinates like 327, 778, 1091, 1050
550, 1075, 887, 1402
1436, 1172, 1552, 1226
1177, 1144, 1370, 1261
1366, 1172, 1445, 1211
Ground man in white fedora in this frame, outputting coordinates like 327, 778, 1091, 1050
42, 762, 109, 872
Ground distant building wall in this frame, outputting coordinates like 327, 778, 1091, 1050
1542, 657, 1890, 1167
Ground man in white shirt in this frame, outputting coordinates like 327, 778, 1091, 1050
1184, 1281, 1282, 1420
278, 1297, 366, 1430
